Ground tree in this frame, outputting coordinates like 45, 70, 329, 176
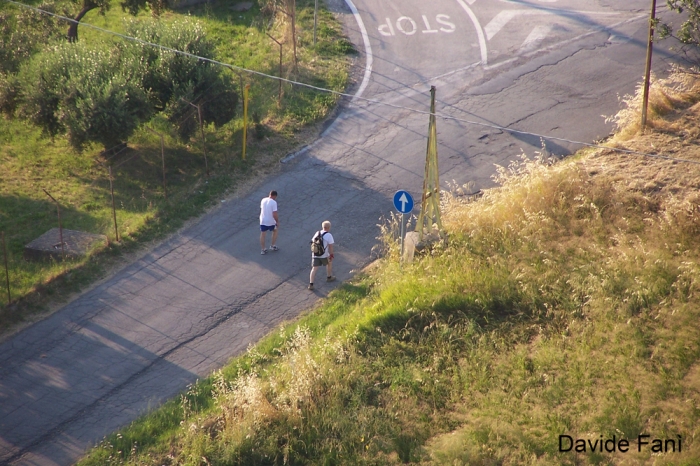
0, 2, 63, 74
18, 42, 152, 150
15, 19, 237, 150
124, 19, 238, 141
661, 0, 700, 47
66, 0, 167, 42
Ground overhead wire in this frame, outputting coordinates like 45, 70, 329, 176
5, 0, 700, 166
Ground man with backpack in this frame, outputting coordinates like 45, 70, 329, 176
308, 220, 335, 290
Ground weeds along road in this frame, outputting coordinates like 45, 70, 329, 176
0, 0, 688, 464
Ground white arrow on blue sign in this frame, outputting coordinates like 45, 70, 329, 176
393, 190, 414, 214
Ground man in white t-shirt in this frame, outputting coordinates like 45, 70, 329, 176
259, 190, 279, 255
308, 220, 335, 290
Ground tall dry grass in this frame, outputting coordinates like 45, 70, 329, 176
607, 66, 700, 139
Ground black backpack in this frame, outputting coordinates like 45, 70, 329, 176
311, 231, 327, 256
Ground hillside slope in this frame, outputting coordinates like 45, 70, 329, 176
79, 74, 700, 466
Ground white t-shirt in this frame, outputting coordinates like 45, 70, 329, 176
312, 231, 334, 258
259, 197, 278, 226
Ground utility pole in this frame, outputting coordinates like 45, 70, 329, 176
641, 0, 657, 131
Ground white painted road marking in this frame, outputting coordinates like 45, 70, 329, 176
436, 14, 456, 33
422, 15, 438, 33
454, 0, 488, 64
485, 10, 540, 40
378, 14, 456, 36
343, 0, 372, 100
396, 16, 418, 35
518, 24, 552, 53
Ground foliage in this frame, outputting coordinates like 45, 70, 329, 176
121, 19, 238, 141
0, 2, 64, 116
66, 0, 167, 42
119, 0, 166, 16
16, 41, 153, 150
661, 0, 700, 49
0, 2, 64, 75
12, 18, 236, 150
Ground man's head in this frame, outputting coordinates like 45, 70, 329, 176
269, 190, 278, 199
322, 220, 331, 231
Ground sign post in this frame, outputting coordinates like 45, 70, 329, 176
393, 190, 414, 261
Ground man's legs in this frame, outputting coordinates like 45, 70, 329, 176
326, 261, 334, 281
260, 230, 267, 250
309, 265, 319, 290
271, 227, 278, 248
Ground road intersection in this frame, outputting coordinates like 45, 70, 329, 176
0, 0, 688, 464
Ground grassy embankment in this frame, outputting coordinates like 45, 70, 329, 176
0, 0, 354, 331
77, 73, 700, 465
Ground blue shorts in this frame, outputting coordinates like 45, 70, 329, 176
260, 224, 276, 232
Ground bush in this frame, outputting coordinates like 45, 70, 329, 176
17, 42, 152, 150
14, 18, 237, 150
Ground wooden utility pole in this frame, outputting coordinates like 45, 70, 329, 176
641, 0, 657, 131
416, 86, 442, 240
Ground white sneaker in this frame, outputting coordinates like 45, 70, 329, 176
261, 249, 267, 255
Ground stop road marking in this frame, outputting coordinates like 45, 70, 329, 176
378, 14, 456, 36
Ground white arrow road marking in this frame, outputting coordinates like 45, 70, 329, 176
518, 24, 552, 53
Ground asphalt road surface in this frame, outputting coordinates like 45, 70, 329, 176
0, 1, 690, 464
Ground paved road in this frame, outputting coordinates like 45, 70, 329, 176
0, 0, 688, 464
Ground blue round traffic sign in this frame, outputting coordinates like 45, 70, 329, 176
393, 190, 414, 214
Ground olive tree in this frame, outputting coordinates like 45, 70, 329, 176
18, 42, 152, 150
16, 19, 237, 150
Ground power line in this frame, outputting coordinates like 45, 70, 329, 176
5, 0, 700, 166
